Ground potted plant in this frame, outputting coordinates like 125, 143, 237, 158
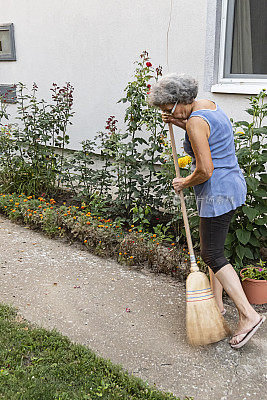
240, 260, 267, 305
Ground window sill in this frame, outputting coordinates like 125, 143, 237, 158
211, 83, 267, 95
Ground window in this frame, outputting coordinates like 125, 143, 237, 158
0, 23, 16, 61
211, 0, 267, 94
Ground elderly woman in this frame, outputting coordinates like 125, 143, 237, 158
148, 73, 265, 348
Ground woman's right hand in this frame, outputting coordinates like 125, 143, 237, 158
161, 112, 187, 130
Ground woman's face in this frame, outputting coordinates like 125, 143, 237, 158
160, 102, 193, 120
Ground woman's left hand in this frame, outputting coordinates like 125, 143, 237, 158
172, 177, 186, 193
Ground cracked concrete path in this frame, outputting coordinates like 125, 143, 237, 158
0, 215, 266, 400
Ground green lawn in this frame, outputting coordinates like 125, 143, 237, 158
0, 304, 191, 400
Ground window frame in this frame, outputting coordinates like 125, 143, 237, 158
211, 0, 267, 93
0, 23, 16, 61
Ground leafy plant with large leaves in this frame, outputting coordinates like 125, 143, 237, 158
225, 90, 267, 269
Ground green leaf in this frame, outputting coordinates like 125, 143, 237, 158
236, 229, 251, 245
245, 108, 254, 116
244, 247, 254, 259
242, 206, 258, 221
246, 176, 259, 191
254, 189, 266, 198
225, 233, 235, 246
248, 235, 260, 247
224, 248, 233, 258
258, 226, 267, 237
259, 173, 267, 184
236, 244, 246, 260
255, 216, 267, 225
251, 141, 260, 150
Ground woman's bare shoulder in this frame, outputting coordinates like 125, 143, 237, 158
192, 99, 216, 112
186, 114, 210, 138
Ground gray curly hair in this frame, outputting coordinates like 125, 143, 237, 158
148, 73, 198, 107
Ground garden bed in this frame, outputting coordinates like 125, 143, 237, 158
0, 192, 206, 282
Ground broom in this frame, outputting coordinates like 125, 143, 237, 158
168, 122, 232, 346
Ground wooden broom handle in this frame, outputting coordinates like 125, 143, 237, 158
168, 123, 198, 272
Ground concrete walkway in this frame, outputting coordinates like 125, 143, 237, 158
0, 215, 266, 400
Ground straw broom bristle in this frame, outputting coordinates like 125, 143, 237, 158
186, 271, 232, 346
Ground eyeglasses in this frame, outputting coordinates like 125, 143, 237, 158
170, 100, 178, 115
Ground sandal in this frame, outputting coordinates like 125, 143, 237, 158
230, 315, 266, 349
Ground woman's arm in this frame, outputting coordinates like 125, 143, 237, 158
161, 112, 187, 130
172, 117, 214, 192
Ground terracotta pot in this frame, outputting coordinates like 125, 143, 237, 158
240, 267, 267, 305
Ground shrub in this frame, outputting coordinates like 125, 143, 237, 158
226, 90, 267, 269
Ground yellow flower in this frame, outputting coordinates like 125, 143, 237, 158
178, 156, 191, 168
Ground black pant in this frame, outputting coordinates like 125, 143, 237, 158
199, 209, 235, 274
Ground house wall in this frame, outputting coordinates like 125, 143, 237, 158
0, 0, 262, 152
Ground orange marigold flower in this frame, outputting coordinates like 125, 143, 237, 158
58, 227, 61, 230
129, 229, 132, 232
153, 234, 156, 237
29, 213, 32, 217
171, 243, 175, 246
84, 240, 87, 243
86, 222, 91, 225
119, 252, 122, 255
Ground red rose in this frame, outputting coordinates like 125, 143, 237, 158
147, 84, 151, 88
146, 62, 152, 67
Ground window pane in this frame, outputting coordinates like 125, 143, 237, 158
0, 30, 11, 56
231, 0, 267, 74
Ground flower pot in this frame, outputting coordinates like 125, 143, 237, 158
240, 267, 267, 305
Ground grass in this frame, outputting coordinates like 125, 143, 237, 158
0, 303, 191, 400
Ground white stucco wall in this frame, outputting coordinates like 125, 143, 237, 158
0, 0, 264, 151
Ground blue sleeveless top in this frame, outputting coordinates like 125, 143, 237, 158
184, 102, 247, 217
